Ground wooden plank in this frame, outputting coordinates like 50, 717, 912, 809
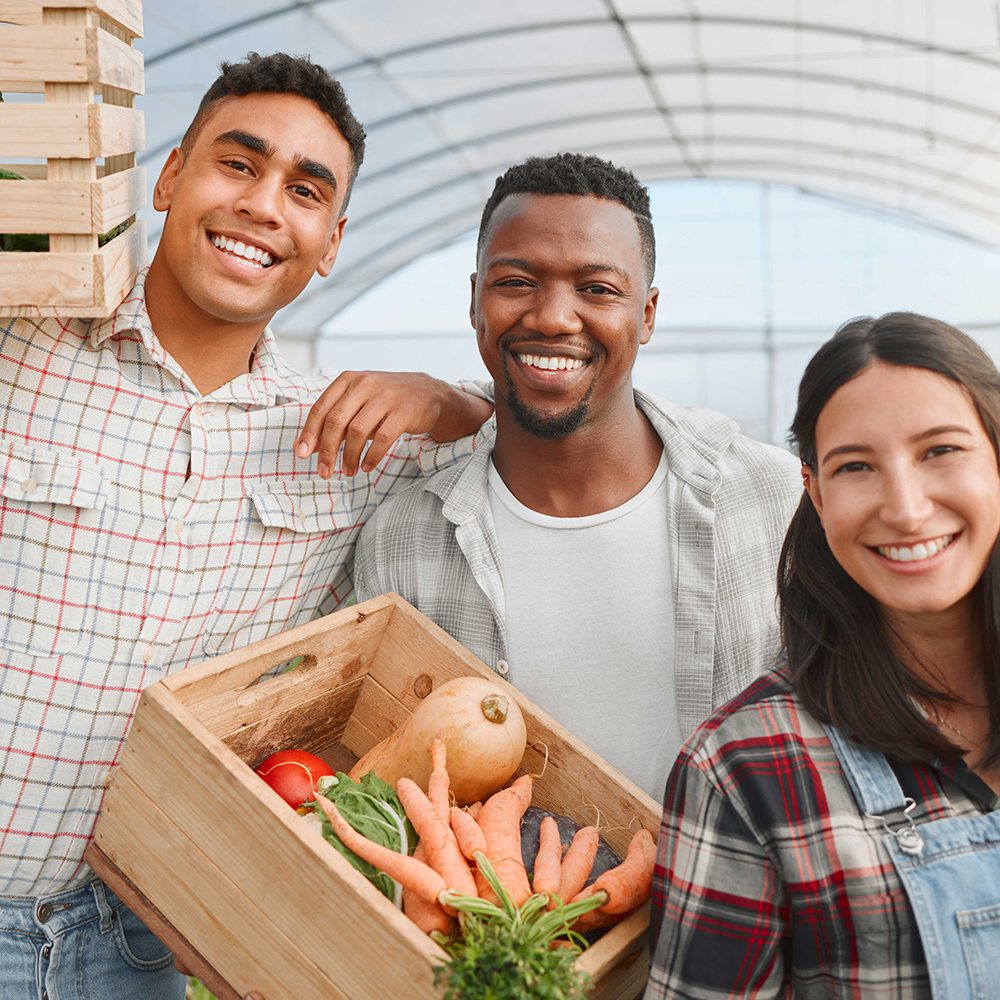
0, 2, 42, 25
165, 597, 395, 705
0, 103, 142, 158
94, 23, 142, 91
0, 247, 95, 311
0, 25, 88, 83
0, 177, 91, 233
91, 769, 343, 1000
94, 163, 144, 228
94, 216, 144, 312
5, 0, 143, 35
106, 685, 445, 999
84, 843, 240, 1000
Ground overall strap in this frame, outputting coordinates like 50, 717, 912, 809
824, 724, 910, 814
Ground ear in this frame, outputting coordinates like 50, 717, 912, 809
469, 272, 478, 329
152, 147, 185, 212
640, 286, 658, 345
801, 463, 823, 519
316, 214, 348, 278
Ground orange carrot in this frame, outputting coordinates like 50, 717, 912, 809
474, 774, 534, 905
313, 795, 446, 906
571, 827, 656, 915
532, 815, 562, 897
403, 842, 454, 935
467, 801, 483, 819
427, 737, 451, 822
397, 777, 478, 900
450, 805, 487, 860
555, 825, 599, 905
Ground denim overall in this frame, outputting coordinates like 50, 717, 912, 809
825, 725, 1000, 999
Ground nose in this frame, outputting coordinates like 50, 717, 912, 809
233, 174, 282, 228
524, 284, 583, 337
880, 467, 934, 532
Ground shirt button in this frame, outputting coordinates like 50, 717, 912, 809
21, 477, 37, 494
37, 902, 53, 923
170, 518, 185, 537
41, 943, 52, 959
141, 644, 155, 664
496, 659, 509, 676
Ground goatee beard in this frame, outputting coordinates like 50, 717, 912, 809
506, 384, 591, 439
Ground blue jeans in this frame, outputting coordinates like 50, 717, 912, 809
0, 878, 185, 1000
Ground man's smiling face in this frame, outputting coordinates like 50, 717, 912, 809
471, 192, 657, 439
151, 91, 354, 326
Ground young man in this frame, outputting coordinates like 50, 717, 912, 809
0, 53, 489, 998
356, 153, 801, 803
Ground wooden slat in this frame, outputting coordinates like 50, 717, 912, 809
93, 163, 144, 228
94, 216, 144, 312
104, 685, 445, 999
0, 246, 95, 310
94, 23, 142, 91
2, 0, 142, 35
0, 103, 142, 158
0, 177, 91, 233
165, 597, 395, 705
91, 769, 344, 1000
0, 25, 88, 83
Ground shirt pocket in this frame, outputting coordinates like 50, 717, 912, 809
0, 441, 107, 658
202, 479, 364, 657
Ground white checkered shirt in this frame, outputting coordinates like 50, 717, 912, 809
0, 270, 477, 895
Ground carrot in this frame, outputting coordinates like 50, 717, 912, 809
555, 825, 599, 905
531, 815, 562, 898
427, 737, 451, 822
450, 805, 487, 860
467, 801, 483, 819
474, 774, 533, 906
313, 795, 446, 906
403, 842, 454, 935
397, 777, 478, 900
571, 827, 656, 915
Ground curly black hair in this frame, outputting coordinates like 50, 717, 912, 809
477, 152, 655, 284
180, 51, 366, 209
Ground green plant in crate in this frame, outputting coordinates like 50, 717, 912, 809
186, 978, 216, 1000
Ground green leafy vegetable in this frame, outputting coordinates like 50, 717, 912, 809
434, 852, 604, 1000
313, 771, 416, 903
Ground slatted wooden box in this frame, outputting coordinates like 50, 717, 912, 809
0, 0, 145, 317
85, 593, 660, 1000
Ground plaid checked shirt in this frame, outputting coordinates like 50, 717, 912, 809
0, 270, 477, 896
645, 667, 1000, 999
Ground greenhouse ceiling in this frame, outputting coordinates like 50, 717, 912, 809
137, 0, 1000, 334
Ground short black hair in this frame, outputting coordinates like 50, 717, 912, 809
180, 51, 366, 210
477, 152, 656, 285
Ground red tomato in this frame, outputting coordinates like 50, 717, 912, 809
254, 749, 335, 809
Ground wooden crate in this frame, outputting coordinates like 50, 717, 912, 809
85, 593, 660, 1000
0, 0, 146, 317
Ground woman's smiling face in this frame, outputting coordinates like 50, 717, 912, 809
803, 361, 1000, 631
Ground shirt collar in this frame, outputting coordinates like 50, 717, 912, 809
90, 266, 299, 405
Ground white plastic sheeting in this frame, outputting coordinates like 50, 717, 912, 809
137, 1, 1000, 337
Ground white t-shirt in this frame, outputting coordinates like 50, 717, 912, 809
487, 452, 679, 801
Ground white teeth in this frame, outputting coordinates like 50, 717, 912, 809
877, 534, 953, 562
516, 353, 585, 371
210, 233, 274, 268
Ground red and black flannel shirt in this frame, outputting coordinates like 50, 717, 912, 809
644, 668, 999, 999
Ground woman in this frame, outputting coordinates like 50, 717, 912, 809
644, 312, 1000, 999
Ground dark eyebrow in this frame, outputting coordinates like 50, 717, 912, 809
820, 424, 974, 466
211, 131, 338, 194
211, 130, 274, 158
485, 257, 631, 282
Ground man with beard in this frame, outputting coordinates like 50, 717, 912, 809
355, 153, 801, 802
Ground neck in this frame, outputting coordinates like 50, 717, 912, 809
491, 395, 662, 517
884, 600, 985, 702
144, 254, 270, 396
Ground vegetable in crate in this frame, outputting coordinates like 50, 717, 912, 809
350, 676, 527, 804
254, 748, 334, 810
310, 771, 416, 904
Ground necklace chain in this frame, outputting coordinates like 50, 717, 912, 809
924, 704, 984, 752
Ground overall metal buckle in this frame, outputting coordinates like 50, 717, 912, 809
867, 797, 924, 856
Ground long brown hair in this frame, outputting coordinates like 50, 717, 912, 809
779, 312, 1000, 766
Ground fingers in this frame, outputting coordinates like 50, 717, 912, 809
295, 373, 353, 468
